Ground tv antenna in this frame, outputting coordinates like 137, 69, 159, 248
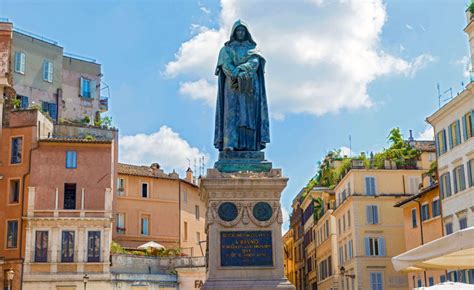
437, 83, 453, 108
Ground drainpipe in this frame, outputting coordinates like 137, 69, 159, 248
414, 200, 427, 287
20, 130, 40, 290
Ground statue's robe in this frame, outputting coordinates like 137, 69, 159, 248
214, 20, 270, 151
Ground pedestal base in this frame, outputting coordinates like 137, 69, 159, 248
203, 278, 295, 290
214, 151, 272, 173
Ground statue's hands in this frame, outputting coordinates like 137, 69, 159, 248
238, 71, 249, 81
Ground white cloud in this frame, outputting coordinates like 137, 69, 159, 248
339, 146, 352, 157
200, 6, 211, 14
417, 126, 434, 140
165, 0, 434, 117
454, 55, 471, 78
119, 126, 209, 175
405, 24, 414, 30
179, 79, 216, 106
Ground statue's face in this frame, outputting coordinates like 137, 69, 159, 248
234, 26, 247, 42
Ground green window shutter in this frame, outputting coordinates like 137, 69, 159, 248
456, 120, 462, 145
462, 115, 468, 141
448, 125, 453, 149
435, 133, 440, 156
442, 129, 447, 153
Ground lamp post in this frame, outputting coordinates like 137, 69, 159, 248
83, 273, 89, 290
7, 268, 14, 290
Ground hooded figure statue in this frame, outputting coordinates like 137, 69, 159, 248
214, 19, 270, 152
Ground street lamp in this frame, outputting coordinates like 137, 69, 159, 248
7, 268, 14, 290
83, 273, 89, 290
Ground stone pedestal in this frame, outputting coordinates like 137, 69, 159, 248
201, 168, 295, 290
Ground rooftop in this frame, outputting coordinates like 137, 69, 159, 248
394, 183, 439, 207
118, 163, 197, 187
39, 138, 112, 144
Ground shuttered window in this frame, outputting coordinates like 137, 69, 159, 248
439, 173, 452, 199
365, 176, 376, 196
411, 208, 417, 228
42, 59, 53, 82
366, 205, 379, 224
365, 237, 386, 256
462, 111, 474, 141
453, 165, 466, 193
14, 51, 25, 74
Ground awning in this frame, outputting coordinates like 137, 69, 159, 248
392, 227, 474, 272
137, 241, 165, 250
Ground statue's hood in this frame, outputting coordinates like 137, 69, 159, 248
226, 19, 256, 46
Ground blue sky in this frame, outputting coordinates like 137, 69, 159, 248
2, 0, 470, 229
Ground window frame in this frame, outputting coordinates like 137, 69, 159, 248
445, 222, 453, 235
370, 272, 383, 290
87, 231, 101, 262
5, 220, 19, 249
453, 165, 466, 194
42, 59, 53, 82
116, 213, 126, 234
8, 179, 21, 204
440, 172, 452, 199
61, 230, 75, 263
34, 230, 49, 263
141, 182, 149, 198
411, 208, 417, 228
459, 217, 468, 230
10, 136, 23, 165
80, 77, 92, 98
65, 151, 77, 169
195, 205, 200, 220
366, 205, 379, 225
364, 176, 377, 196
140, 215, 150, 236
432, 198, 441, 218
14, 51, 26, 74
421, 203, 430, 222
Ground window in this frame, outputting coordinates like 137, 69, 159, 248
34, 231, 48, 262
459, 217, 468, 230
344, 243, 348, 261
347, 210, 351, 227
141, 183, 149, 198
343, 214, 346, 232
432, 199, 441, 217
370, 272, 383, 290
41, 101, 57, 120
436, 129, 447, 156
347, 182, 352, 196
445, 222, 453, 235
348, 240, 353, 259
429, 277, 434, 286
80, 77, 91, 98
6, 221, 18, 248
42, 59, 53, 82
307, 257, 313, 272
9, 179, 20, 204
366, 205, 379, 224
11, 137, 23, 164
448, 120, 462, 149
184, 222, 188, 241
141, 216, 149, 236
18, 95, 29, 108
421, 203, 430, 221
440, 275, 446, 283
417, 278, 422, 287
117, 178, 125, 196
365, 237, 386, 256
66, 151, 77, 168
453, 165, 466, 193
64, 183, 76, 209
440, 173, 452, 199
195, 205, 200, 220
196, 232, 201, 244
339, 246, 344, 265
468, 159, 474, 188
116, 213, 125, 234
61, 231, 74, 262
87, 231, 100, 262
14, 51, 25, 74
411, 208, 417, 228
365, 177, 376, 196
338, 219, 341, 234
462, 111, 474, 141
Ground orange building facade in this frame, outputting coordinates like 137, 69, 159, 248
395, 183, 446, 288
113, 164, 206, 256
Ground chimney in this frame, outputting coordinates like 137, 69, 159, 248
150, 163, 160, 175
185, 167, 193, 183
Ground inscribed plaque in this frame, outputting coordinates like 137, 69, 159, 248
220, 230, 273, 267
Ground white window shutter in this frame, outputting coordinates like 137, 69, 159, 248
371, 177, 376, 195
20, 53, 25, 73
90, 80, 96, 99
48, 61, 53, 82
80, 77, 84, 97
43, 60, 48, 80
365, 237, 370, 256
373, 206, 379, 224
379, 237, 386, 256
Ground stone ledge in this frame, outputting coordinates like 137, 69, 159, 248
203, 278, 295, 290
